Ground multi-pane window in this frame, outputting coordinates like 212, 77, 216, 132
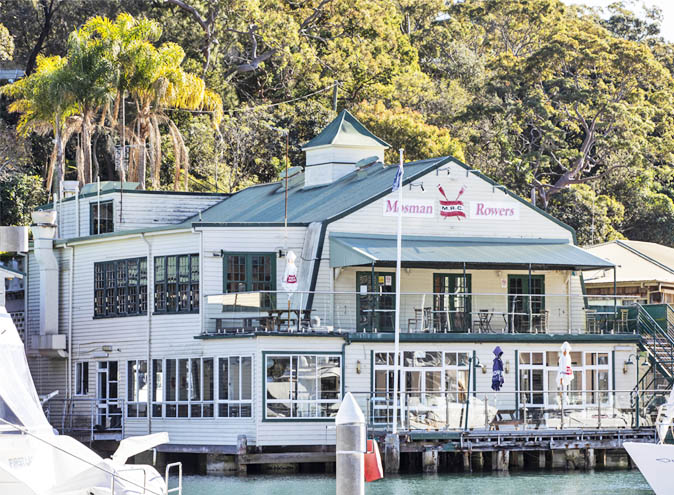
127, 360, 148, 418
373, 350, 469, 427
153, 357, 214, 418
585, 352, 610, 405
94, 258, 147, 317
218, 356, 253, 417
519, 352, 545, 406
223, 253, 276, 308
75, 362, 89, 396
90, 200, 114, 235
154, 255, 199, 313
265, 354, 341, 419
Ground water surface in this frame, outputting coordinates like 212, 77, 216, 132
182, 470, 652, 494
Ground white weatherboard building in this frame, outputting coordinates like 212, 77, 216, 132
24, 110, 648, 455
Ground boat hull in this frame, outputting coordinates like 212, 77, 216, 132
624, 441, 674, 495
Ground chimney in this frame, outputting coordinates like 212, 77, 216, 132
30, 210, 66, 358
302, 110, 389, 187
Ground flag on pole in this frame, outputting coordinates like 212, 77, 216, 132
391, 159, 404, 192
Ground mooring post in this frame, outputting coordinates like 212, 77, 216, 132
384, 433, 400, 474
236, 434, 248, 475
336, 392, 365, 495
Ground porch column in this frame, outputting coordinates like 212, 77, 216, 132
613, 266, 617, 334
528, 264, 533, 333
463, 262, 468, 332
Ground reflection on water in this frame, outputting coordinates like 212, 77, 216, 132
182, 470, 653, 495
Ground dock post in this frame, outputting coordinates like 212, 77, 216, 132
491, 450, 509, 472
236, 434, 248, 475
584, 448, 596, 470
336, 392, 365, 495
510, 451, 524, 470
384, 433, 400, 474
462, 452, 471, 472
422, 449, 438, 473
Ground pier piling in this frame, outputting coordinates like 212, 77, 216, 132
384, 433, 400, 474
422, 449, 438, 473
236, 435, 248, 475
336, 393, 365, 495
491, 451, 509, 472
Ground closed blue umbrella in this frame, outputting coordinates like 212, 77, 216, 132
492, 346, 504, 391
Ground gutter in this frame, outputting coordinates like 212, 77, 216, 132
65, 243, 74, 399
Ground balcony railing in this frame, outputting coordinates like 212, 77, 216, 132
348, 389, 667, 432
43, 398, 124, 444
204, 291, 639, 335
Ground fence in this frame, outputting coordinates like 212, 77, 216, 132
43, 398, 124, 444
205, 291, 639, 335
348, 389, 669, 433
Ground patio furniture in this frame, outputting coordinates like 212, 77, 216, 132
615, 308, 630, 333
408, 307, 432, 332
532, 310, 549, 333
585, 309, 599, 333
476, 309, 493, 333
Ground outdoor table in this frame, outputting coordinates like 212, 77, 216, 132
266, 308, 312, 332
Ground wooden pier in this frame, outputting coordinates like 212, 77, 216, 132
123, 427, 656, 475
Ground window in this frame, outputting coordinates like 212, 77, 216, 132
223, 253, 276, 308
154, 358, 214, 418
75, 362, 89, 396
218, 356, 252, 417
265, 354, 341, 419
90, 201, 114, 235
154, 254, 199, 313
585, 352, 610, 405
127, 360, 148, 418
519, 352, 545, 406
373, 351, 469, 427
94, 258, 147, 317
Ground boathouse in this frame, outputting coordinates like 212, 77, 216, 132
21, 111, 670, 473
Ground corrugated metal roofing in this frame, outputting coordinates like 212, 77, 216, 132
188, 157, 447, 225
301, 109, 390, 149
329, 233, 614, 269
584, 240, 674, 284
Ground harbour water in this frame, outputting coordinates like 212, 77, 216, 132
181, 470, 652, 494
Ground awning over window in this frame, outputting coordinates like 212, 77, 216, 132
329, 233, 614, 270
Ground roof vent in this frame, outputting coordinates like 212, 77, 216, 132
355, 156, 379, 170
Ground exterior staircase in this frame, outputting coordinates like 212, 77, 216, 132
633, 304, 674, 415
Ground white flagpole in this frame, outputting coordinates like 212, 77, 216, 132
392, 148, 404, 435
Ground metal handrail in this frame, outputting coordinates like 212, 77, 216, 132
165, 462, 183, 495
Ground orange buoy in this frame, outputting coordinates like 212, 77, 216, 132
364, 439, 383, 482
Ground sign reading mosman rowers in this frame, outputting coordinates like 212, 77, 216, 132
383, 199, 435, 217
469, 201, 520, 220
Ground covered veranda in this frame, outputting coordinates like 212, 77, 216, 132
329, 233, 617, 334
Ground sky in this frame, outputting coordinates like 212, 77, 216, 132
560, 0, 674, 41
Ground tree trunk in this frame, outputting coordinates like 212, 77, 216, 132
138, 137, 146, 189
92, 132, 100, 180
25, 0, 58, 75
54, 123, 64, 197
82, 112, 93, 184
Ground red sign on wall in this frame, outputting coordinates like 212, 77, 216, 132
438, 185, 466, 220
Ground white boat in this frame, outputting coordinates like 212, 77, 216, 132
0, 308, 180, 494
624, 388, 674, 495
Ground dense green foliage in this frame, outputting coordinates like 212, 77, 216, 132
1, 0, 674, 247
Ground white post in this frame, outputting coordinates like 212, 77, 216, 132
392, 148, 404, 435
336, 392, 365, 495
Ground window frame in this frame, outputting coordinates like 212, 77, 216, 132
153, 254, 200, 314
222, 252, 277, 308
151, 357, 215, 419
75, 362, 89, 396
94, 257, 147, 318
126, 359, 148, 418
263, 352, 343, 422
217, 355, 253, 419
90, 200, 114, 235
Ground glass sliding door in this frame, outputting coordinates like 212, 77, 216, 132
356, 272, 395, 332
433, 274, 471, 332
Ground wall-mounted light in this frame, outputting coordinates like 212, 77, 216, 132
212, 250, 223, 257
505, 360, 510, 374
277, 249, 287, 258
356, 360, 362, 374
436, 167, 451, 176
409, 181, 424, 191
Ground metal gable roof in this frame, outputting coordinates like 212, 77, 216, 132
188, 157, 447, 225
301, 109, 390, 149
329, 233, 614, 270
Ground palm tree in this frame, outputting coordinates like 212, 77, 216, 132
62, 28, 115, 185
1, 55, 78, 196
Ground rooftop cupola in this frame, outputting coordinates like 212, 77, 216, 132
301, 109, 390, 187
